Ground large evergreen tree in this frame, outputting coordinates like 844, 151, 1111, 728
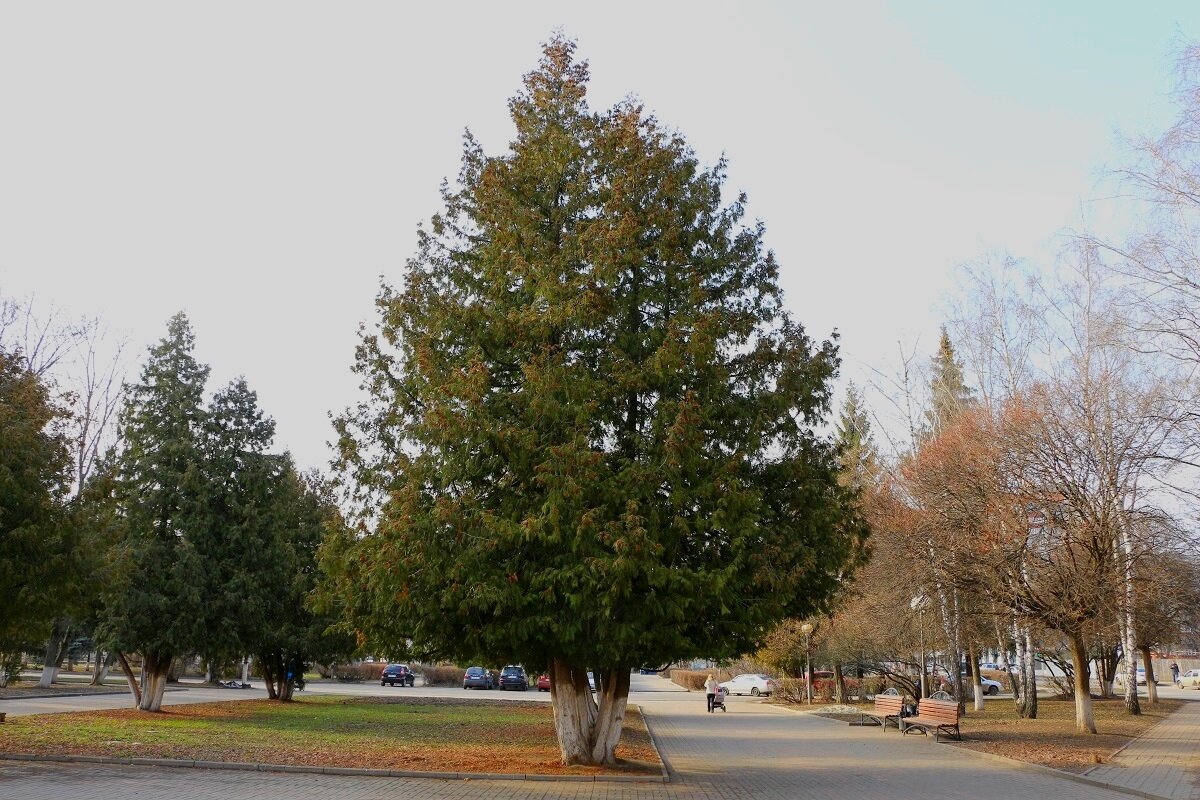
257, 465, 355, 701
100, 313, 211, 711
194, 377, 278, 677
326, 37, 867, 764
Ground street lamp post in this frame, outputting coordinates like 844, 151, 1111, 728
800, 622, 814, 705
910, 595, 929, 698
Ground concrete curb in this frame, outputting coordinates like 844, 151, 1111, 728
0, 688, 168, 702
0, 752, 668, 784
634, 703, 673, 783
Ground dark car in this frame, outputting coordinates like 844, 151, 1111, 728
498, 665, 528, 691
381, 664, 415, 687
537, 673, 551, 692
463, 666, 493, 689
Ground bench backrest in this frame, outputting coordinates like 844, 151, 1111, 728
916, 697, 959, 723
874, 694, 905, 715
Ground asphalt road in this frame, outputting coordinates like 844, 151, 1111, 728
0, 671, 693, 716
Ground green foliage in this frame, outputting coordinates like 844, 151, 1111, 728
834, 382, 880, 492
0, 347, 72, 652
325, 37, 868, 674
99, 313, 210, 664
99, 315, 351, 687
254, 467, 357, 692
925, 327, 974, 436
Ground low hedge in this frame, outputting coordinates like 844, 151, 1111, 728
333, 662, 384, 682
670, 669, 730, 691
420, 665, 466, 687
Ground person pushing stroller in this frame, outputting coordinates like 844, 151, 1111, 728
704, 674, 727, 712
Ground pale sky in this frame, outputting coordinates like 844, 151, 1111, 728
3, 1, 1198, 471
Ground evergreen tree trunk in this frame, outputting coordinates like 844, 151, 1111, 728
116, 651, 141, 707
37, 619, 71, 688
1141, 646, 1159, 705
136, 653, 172, 712
1068, 633, 1097, 734
261, 657, 278, 700
548, 660, 630, 766
91, 651, 115, 685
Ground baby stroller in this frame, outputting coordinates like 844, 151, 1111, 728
712, 686, 727, 712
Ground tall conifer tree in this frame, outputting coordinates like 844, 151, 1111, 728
326, 36, 866, 764
101, 313, 210, 711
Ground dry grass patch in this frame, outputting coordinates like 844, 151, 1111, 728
951, 697, 1182, 772
0, 695, 661, 776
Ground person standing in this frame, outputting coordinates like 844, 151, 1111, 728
1171, 662, 1180, 683
704, 674, 720, 713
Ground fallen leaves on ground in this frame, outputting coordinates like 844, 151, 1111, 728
0, 695, 660, 776
950, 697, 1182, 773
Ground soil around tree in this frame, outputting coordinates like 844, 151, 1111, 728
0, 695, 662, 776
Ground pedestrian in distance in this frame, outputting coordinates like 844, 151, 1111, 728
704, 674, 720, 713
1171, 662, 1180, 683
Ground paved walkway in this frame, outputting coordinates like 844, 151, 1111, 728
0, 695, 1148, 800
1086, 695, 1200, 800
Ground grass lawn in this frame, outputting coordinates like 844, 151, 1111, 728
951, 696, 1183, 772
0, 695, 661, 776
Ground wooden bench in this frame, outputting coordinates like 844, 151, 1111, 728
901, 697, 961, 742
860, 692, 905, 729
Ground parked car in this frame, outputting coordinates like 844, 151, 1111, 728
719, 673, 776, 697
463, 666, 494, 689
1176, 669, 1200, 689
537, 673, 551, 691
1118, 667, 1154, 686
498, 665, 529, 691
980, 677, 1003, 696
381, 664, 415, 687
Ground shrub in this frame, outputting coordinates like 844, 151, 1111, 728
774, 675, 867, 704
670, 669, 728, 691
774, 677, 804, 703
420, 665, 465, 687
333, 662, 384, 682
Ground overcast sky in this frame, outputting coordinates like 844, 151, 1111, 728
3, 1, 1199, 470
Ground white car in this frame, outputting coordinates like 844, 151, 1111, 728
1177, 669, 1200, 689
980, 677, 1004, 696
719, 673, 777, 697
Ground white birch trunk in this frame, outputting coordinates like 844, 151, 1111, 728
1119, 522, 1141, 714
